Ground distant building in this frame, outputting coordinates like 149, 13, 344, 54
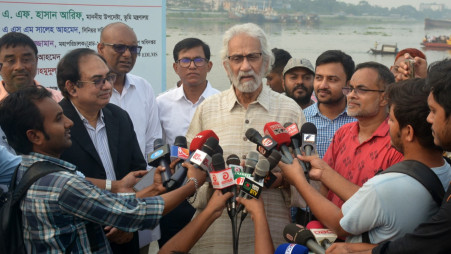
420, 3, 445, 12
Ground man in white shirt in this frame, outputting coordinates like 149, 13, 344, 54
97, 23, 163, 252
97, 22, 162, 163
156, 37, 219, 247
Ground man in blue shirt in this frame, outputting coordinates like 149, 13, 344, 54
0, 85, 207, 253
303, 50, 356, 158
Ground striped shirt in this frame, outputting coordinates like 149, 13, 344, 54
18, 153, 164, 254
186, 84, 306, 254
303, 103, 356, 158
72, 103, 116, 180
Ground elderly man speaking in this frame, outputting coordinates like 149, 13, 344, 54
186, 23, 306, 253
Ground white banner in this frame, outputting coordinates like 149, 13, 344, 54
0, 0, 166, 94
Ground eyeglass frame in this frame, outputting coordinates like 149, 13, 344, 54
76, 73, 117, 88
227, 52, 263, 64
176, 57, 209, 68
102, 43, 142, 54
342, 85, 384, 96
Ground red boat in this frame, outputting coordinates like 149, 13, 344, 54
421, 42, 451, 49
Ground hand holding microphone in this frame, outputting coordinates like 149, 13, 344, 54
283, 223, 326, 254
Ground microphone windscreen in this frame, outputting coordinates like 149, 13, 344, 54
174, 136, 187, 148
275, 243, 308, 254
201, 137, 219, 156
264, 122, 291, 146
267, 150, 282, 169
212, 153, 226, 171
300, 122, 317, 136
189, 130, 219, 152
226, 154, 241, 166
244, 151, 259, 174
153, 138, 164, 149
283, 223, 305, 243
306, 220, 325, 230
254, 159, 270, 178
245, 128, 263, 144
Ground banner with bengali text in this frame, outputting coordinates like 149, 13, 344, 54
0, 0, 166, 94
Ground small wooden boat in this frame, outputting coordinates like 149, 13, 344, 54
369, 43, 398, 55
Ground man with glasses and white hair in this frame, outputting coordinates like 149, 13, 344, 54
57, 48, 149, 254
185, 23, 306, 253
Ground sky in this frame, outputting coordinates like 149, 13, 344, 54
338, 0, 449, 9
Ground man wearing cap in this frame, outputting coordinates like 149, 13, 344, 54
282, 58, 315, 109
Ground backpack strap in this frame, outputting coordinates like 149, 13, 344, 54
361, 160, 445, 243
11, 161, 67, 205
378, 160, 445, 206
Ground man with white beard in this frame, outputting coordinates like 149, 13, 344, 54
185, 23, 306, 253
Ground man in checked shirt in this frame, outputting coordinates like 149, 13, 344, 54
0, 85, 206, 253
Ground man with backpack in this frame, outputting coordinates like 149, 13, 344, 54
0, 85, 207, 253
279, 77, 451, 244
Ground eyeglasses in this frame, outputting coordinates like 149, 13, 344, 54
77, 73, 117, 88
176, 57, 208, 68
102, 43, 142, 54
342, 85, 384, 96
227, 53, 262, 64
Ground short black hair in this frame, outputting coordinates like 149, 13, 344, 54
386, 78, 441, 151
427, 58, 451, 118
270, 48, 292, 75
173, 38, 210, 62
355, 61, 395, 90
315, 50, 354, 81
57, 48, 106, 99
0, 86, 51, 154
0, 32, 38, 56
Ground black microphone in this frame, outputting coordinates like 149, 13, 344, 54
245, 128, 278, 157
148, 138, 171, 186
284, 122, 309, 175
166, 136, 188, 191
283, 223, 325, 254
226, 154, 241, 217
267, 150, 282, 170
300, 123, 317, 172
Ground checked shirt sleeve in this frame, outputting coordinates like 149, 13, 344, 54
57, 176, 164, 232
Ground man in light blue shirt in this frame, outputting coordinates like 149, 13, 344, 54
303, 50, 356, 158
0, 145, 20, 189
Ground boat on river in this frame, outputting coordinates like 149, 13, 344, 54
368, 43, 398, 55
422, 35, 451, 49
425, 18, 451, 29
421, 42, 451, 49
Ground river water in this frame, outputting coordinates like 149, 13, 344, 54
165, 18, 451, 92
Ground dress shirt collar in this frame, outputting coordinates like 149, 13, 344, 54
176, 81, 215, 103
225, 83, 270, 112
71, 100, 105, 125
352, 116, 389, 139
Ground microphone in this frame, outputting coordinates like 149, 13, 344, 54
211, 154, 234, 190
306, 221, 337, 250
245, 128, 278, 157
283, 223, 326, 254
165, 136, 190, 191
240, 158, 269, 200
226, 154, 241, 217
148, 138, 172, 186
284, 122, 309, 175
244, 151, 259, 174
189, 137, 218, 171
264, 122, 294, 164
253, 159, 270, 183
263, 150, 282, 188
284, 122, 302, 157
275, 243, 309, 254
300, 123, 317, 172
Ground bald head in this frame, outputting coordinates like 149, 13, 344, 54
97, 22, 139, 76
